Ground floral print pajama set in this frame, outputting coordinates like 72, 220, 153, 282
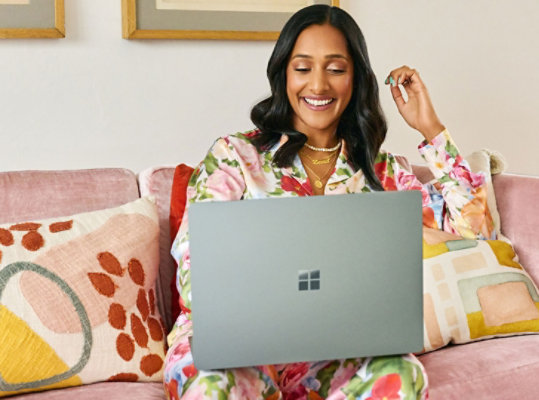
165, 129, 494, 400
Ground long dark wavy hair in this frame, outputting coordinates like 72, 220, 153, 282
250, 5, 387, 190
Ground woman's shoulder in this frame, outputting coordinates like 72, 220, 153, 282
373, 148, 394, 165
223, 129, 262, 145
212, 129, 267, 155
203, 129, 266, 164
209, 129, 261, 149
216, 128, 258, 140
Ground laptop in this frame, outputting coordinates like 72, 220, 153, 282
188, 191, 423, 370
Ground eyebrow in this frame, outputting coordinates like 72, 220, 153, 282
290, 54, 349, 61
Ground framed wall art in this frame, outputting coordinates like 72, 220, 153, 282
0, 0, 64, 39
122, 0, 340, 40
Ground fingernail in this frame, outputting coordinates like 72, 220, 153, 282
389, 77, 396, 87
385, 77, 389, 85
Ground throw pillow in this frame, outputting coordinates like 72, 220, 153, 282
169, 163, 194, 322
422, 228, 539, 352
169, 164, 195, 243
465, 149, 507, 240
0, 197, 166, 397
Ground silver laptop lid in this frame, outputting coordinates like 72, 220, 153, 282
189, 191, 423, 370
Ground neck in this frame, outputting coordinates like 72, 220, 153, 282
292, 115, 340, 148
304, 132, 339, 149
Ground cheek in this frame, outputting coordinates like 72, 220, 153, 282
338, 76, 354, 100
285, 79, 294, 103
286, 69, 306, 100
286, 76, 300, 100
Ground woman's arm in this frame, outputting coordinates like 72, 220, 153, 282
417, 130, 495, 239
377, 141, 495, 240
384, 66, 495, 239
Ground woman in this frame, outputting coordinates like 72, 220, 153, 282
164, 5, 494, 399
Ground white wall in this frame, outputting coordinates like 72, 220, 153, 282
1, 0, 537, 175
343, 0, 539, 176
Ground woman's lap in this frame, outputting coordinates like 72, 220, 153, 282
163, 324, 428, 400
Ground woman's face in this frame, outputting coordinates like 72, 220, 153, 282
286, 23, 353, 140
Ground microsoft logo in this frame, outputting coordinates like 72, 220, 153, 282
298, 269, 320, 291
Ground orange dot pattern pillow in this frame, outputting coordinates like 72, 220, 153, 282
0, 197, 166, 397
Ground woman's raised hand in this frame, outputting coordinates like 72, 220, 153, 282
385, 66, 445, 142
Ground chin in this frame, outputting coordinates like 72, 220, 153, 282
301, 121, 338, 134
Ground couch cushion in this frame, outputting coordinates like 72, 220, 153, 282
0, 198, 166, 397
137, 167, 177, 332
8, 382, 165, 399
419, 335, 539, 399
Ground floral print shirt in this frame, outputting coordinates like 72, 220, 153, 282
170, 129, 495, 336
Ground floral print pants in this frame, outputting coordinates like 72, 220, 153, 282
163, 322, 428, 400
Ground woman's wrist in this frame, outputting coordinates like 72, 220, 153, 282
420, 123, 446, 143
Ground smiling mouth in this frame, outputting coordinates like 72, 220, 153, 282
303, 97, 334, 107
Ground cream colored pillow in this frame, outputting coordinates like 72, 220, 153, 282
0, 197, 166, 397
421, 228, 539, 353
466, 149, 508, 240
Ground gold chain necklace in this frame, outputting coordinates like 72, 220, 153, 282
301, 148, 338, 165
301, 152, 338, 189
304, 142, 341, 152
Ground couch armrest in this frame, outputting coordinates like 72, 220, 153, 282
493, 173, 539, 283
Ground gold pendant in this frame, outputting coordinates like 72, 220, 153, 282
315, 180, 323, 189
311, 158, 331, 165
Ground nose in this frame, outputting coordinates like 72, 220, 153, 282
309, 68, 329, 94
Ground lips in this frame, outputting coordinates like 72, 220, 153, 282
302, 97, 334, 110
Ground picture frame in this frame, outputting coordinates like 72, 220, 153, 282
122, 0, 340, 40
0, 0, 65, 39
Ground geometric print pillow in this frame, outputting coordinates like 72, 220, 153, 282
0, 197, 166, 397
422, 228, 539, 353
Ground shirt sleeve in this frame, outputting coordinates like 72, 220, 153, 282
400, 130, 496, 239
381, 129, 495, 240
417, 129, 495, 239
170, 137, 246, 326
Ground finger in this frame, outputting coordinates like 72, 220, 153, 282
390, 83, 406, 110
386, 68, 413, 97
385, 65, 413, 87
384, 75, 397, 86
397, 68, 417, 86
385, 66, 401, 85
388, 65, 410, 76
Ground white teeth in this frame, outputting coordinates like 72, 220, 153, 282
304, 98, 333, 106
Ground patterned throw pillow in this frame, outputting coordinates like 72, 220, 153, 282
168, 163, 194, 322
0, 197, 166, 397
422, 228, 539, 352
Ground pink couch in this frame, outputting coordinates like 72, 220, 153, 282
1, 166, 538, 399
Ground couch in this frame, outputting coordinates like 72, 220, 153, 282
0, 165, 538, 399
